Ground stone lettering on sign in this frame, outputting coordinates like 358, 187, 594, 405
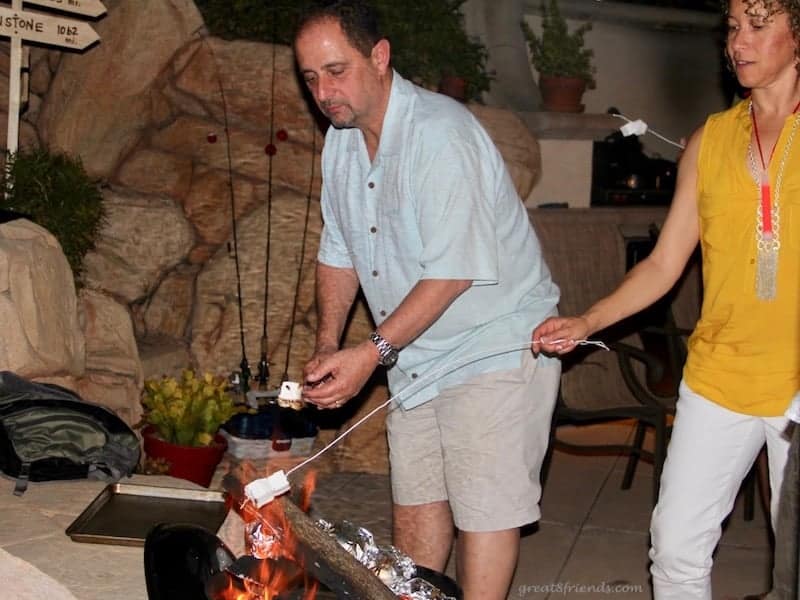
2, 14, 45, 33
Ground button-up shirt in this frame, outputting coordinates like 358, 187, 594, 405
318, 72, 559, 409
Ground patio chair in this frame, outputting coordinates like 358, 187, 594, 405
531, 207, 760, 516
530, 207, 694, 505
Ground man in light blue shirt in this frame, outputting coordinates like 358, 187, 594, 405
296, 2, 560, 598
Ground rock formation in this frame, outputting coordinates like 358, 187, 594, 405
0, 219, 84, 379
0, 220, 142, 426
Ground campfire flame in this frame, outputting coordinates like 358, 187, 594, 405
212, 464, 319, 600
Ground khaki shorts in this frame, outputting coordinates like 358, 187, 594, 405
386, 352, 560, 532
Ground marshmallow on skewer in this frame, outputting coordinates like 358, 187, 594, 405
244, 470, 291, 508
277, 380, 305, 410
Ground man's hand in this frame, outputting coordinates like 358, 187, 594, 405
302, 342, 380, 409
531, 316, 591, 355
303, 345, 337, 380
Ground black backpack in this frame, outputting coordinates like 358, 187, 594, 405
0, 371, 141, 495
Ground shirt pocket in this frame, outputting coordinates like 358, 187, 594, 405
697, 192, 752, 293
697, 195, 733, 254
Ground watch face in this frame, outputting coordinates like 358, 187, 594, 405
383, 349, 399, 368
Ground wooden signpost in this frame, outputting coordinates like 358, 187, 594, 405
0, 5, 100, 49
19, 0, 106, 19
2, 0, 104, 158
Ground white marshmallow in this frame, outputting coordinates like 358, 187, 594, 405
244, 470, 291, 508
278, 381, 302, 401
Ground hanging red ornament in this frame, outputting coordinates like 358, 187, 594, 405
265, 143, 277, 156
207, 132, 217, 144
276, 129, 288, 142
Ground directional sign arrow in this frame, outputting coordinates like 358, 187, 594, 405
0, 6, 99, 49
23, 0, 106, 19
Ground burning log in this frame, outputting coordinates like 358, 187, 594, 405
276, 496, 397, 600
221, 472, 397, 600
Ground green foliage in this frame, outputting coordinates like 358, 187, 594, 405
379, 1, 490, 101
141, 370, 243, 447
1, 149, 105, 286
194, 0, 491, 101
521, 0, 596, 86
194, 0, 306, 45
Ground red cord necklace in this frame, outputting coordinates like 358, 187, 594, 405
750, 97, 800, 236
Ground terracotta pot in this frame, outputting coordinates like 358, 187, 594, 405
539, 75, 587, 113
437, 75, 467, 102
142, 426, 227, 488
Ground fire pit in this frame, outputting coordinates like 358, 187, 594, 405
144, 523, 235, 600
143, 472, 462, 600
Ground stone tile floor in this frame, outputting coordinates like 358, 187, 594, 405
0, 421, 773, 599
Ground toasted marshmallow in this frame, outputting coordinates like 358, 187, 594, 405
278, 380, 305, 410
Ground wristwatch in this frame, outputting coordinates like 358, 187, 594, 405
369, 331, 399, 369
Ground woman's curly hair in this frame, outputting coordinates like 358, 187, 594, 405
723, 0, 800, 66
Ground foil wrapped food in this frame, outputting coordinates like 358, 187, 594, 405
245, 519, 280, 560
396, 576, 457, 600
316, 519, 456, 600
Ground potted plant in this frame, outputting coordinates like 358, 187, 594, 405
521, 0, 596, 112
195, 0, 491, 102
140, 370, 243, 487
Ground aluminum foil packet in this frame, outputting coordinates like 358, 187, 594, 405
330, 519, 380, 567
373, 545, 416, 590
396, 576, 457, 600
245, 519, 280, 560
315, 519, 455, 600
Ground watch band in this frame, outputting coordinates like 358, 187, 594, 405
369, 331, 398, 367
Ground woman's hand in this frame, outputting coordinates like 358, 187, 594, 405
531, 316, 591, 355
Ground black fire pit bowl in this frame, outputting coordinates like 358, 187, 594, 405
414, 565, 463, 600
144, 523, 235, 600
144, 522, 463, 600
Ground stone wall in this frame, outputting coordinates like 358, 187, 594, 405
1, 0, 541, 467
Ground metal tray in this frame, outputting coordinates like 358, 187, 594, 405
66, 482, 229, 546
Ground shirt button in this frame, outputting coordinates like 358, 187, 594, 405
370, 226, 377, 233
380, 310, 386, 317
372, 270, 379, 277
368, 182, 375, 189
411, 373, 418, 379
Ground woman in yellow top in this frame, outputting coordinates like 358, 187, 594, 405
532, 0, 799, 598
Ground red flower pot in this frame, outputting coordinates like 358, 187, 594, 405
142, 426, 227, 488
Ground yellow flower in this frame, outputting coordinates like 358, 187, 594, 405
140, 369, 243, 447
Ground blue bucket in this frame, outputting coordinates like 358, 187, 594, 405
222, 410, 273, 439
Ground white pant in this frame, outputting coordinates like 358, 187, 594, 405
649, 381, 791, 600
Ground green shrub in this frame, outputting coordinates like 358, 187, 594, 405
1, 149, 105, 285
195, 0, 491, 101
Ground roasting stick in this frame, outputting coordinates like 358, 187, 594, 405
244, 338, 609, 507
